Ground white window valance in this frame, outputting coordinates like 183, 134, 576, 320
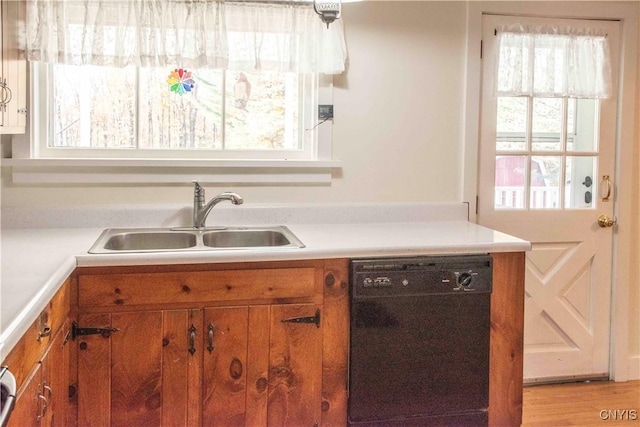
495, 24, 611, 98
25, 0, 348, 74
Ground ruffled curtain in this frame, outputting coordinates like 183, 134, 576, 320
496, 24, 611, 98
225, 2, 346, 74
25, 0, 347, 74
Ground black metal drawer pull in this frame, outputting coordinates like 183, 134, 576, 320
207, 323, 215, 354
188, 325, 196, 355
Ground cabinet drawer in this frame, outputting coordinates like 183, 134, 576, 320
2, 280, 70, 392
78, 268, 319, 308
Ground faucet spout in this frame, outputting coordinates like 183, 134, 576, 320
192, 181, 244, 229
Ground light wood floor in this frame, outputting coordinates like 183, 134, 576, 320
522, 380, 640, 426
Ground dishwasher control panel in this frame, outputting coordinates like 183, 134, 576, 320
351, 254, 493, 297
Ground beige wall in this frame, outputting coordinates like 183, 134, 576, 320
0, 1, 468, 206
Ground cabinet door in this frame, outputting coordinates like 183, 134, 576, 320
202, 306, 253, 426
7, 323, 70, 427
7, 363, 42, 427
41, 324, 70, 427
269, 304, 323, 427
203, 304, 323, 427
162, 309, 203, 427
76, 313, 110, 427
0, 0, 26, 133
76, 310, 199, 427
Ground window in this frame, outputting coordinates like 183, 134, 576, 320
36, 63, 320, 160
11, 0, 346, 183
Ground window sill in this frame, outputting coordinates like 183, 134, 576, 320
2, 158, 341, 185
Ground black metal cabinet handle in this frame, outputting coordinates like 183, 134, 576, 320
188, 325, 196, 355
207, 323, 215, 354
281, 309, 321, 328
72, 322, 118, 340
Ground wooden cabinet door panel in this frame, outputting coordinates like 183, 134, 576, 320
110, 311, 163, 426
77, 310, 201, 427
162, 309, 201, 426
269, 304, 322, 427
7, 363, 42, 427
43, 324, 70, 427
321, 261, 350, 427
245, 306, 270, 426
202, 307, 249, 427
77, 313, 111, 427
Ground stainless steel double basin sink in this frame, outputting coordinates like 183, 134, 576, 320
88, 226, 305, 254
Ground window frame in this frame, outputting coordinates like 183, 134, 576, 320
35, 63, 321, 160
8, 65, 339, 184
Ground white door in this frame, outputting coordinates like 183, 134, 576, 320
478, 15, 620, 382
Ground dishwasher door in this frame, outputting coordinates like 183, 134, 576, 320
348, 256, 492, 426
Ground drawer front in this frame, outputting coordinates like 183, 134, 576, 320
2, 281, 70, 391
43, 282, 70, 344
78, 268, 319, 308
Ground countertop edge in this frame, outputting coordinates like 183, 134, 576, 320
0, 257, 77, 361
74, 242, 531, 267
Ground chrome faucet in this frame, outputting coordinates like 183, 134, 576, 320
192, 181, 244, 229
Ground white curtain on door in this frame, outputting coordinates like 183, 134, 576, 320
24, 0, 347, 74
495, 24, 612, 98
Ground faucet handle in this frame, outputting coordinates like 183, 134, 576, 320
193, 181, 204, 197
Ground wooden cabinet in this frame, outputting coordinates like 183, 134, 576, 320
489, 251, 526, 427
2, 253, 522, 426
72, 259, 349, 427
12, 323, 71, 427
0, 0, 26, 134
3, 282, 71, 426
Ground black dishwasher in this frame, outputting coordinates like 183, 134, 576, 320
348, 255, 492, 426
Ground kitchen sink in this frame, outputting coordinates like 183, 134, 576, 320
102, 231, 198, 251
88, 226, 305, 254
202, 229, 293, 248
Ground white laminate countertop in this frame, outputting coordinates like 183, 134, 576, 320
0, 204, 530, 361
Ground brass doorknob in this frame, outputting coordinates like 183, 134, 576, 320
597, 214, 617, 228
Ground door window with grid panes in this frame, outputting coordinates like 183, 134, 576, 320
495, 96, 600, 210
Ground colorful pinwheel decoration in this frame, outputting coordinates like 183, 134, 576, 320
167, 68, 195, 95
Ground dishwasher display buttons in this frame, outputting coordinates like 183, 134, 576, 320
362, 277, 392, 288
